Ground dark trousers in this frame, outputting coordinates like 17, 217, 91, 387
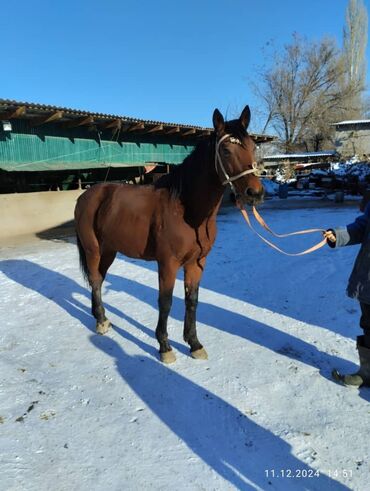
360, 302, 370, 348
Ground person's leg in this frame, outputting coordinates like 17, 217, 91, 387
359, 302, 370, 348
332, 302, 370, 387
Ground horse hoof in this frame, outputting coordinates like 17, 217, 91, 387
160, 351, 176, 364
191, 347, 208, 360
96, 319, 111, 335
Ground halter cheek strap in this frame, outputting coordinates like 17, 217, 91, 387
215, 133, 258, 193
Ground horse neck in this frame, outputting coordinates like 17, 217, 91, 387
181, 139, 225, 223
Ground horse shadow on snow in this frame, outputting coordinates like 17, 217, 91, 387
92, 330, 350, 491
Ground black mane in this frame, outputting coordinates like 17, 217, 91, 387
154, 119, 248, 199
153, 136, 215, 200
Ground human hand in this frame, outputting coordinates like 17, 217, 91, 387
323, 230, 336, 243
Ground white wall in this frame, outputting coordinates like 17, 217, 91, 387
0, 190, 84, 242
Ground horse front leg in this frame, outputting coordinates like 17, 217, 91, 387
156, 260, 178, 364
183, 258, 208, 360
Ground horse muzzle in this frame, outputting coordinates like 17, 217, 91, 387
236, 187, 265, 206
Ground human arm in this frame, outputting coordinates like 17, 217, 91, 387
326, 203, 370, 248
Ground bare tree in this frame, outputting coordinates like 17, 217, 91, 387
343, 0, 368, 89
252, 35, 363, 152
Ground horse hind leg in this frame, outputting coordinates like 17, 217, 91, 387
89, 250, 116, 335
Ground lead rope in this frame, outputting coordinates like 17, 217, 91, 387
239, 205, 327, 256
215, 135, 327, 255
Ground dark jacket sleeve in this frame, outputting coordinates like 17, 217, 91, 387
333, 203, 370, 248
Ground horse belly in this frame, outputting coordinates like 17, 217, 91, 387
98, 190, 155, 259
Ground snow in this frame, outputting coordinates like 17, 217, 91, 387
265, 151, 336, 160
265, 160, 370, 187
330, 162, 370, 179
1, 204, 369, 491
334, 120, 370, 126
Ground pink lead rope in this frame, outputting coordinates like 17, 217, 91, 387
239, 205, 327, 256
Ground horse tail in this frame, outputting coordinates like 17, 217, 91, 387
76, 233, 89, 284
74, 185, 108, 284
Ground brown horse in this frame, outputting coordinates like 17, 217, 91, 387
75, 106, 264, 363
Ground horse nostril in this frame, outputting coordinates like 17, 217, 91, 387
245, 187, 256, 197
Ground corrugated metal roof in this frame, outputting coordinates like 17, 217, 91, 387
0, 98, 211, 130
0, 98, 273, 142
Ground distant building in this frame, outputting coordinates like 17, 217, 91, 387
334, 120, 370, 160
263, 151, 338, 176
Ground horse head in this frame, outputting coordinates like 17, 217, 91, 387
213, 105, 264, 206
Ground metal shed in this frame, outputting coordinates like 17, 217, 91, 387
0, 99, 272, 193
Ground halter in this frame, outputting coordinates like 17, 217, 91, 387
215, 133, 258, 194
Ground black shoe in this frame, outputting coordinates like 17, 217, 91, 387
332, 336, 370, 388
332, 369, 364, 387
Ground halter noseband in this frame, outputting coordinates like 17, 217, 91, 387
215, 133, 258, 194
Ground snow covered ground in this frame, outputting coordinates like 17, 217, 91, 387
1, 203, 369, 491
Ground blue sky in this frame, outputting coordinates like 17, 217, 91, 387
1, 0, 369, 131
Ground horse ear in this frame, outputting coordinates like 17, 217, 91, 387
239, 105, 251, 130
213, 108, 225, 133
